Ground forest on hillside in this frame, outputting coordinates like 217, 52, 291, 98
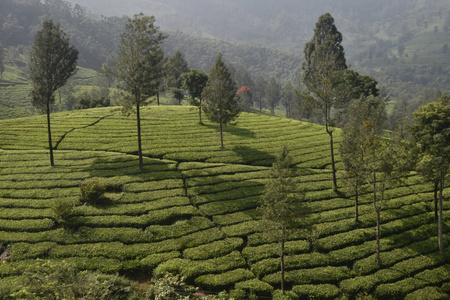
0, 0, 449, 126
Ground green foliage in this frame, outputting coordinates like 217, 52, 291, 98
194, 269, 254, 291
164, 50, 189, 91
292, 284, 340, 300
235, 279, 274, 296
404, 286, 450, 300
183, 238, 244, 260
30, 19, 79, 111
51, 198, 76, 226
10, 260, 133, 300
147, 273, 197, 300
79, 180, 107, 205
202, 53, 241, 148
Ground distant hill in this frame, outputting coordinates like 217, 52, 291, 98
1, 0, 449, 122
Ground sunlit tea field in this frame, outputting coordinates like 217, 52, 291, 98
0, 106, 448, 299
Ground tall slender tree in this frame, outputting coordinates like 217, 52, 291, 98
411, 92, 450, 252
254, 76, 267, 111
30, 19, 78, 166
113, 13, 165, 171
164, 49, 189, 105
181, 69, 208, 123
202, 54, 241, 149
266, 77, 280, 115
302, 13, 347, 192
282, 80, 296, 118
259, 145, 307, 295
340, 97, 383, 222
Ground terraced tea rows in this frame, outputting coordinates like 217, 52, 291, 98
0, 106, 448, 299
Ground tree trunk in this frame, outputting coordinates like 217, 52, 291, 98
327, 129, 338, 192
375, 208, 381, 266
372, 170, 381, 266
325, 107, 337, 192
438, 171, 444, 252
46, 100, 54, 167
136, 103, 144, 172
219, 120, 224, 149
156, 90, 160, 106
434, 180, 438, 221
280, 238, 285, 295
199, 97, 202, 123
355, 180, 359, 222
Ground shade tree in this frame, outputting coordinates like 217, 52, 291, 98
254, 76, 267, 111
301, 13, 348, 192
302, 13, 378, 192
410, 92, 450, 252
181, 69, 208, 123
266, 77, 280, 115
259, 145, 308, 295
202, 53, 241, 149
29, 19, 78, 166
111, 13, 165, 171
164, 49, 189, 105
281, 80, 296, 118
340, 97, 383, 222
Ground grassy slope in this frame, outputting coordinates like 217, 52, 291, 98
0, 66, 103, 120
0, 106, 449, 298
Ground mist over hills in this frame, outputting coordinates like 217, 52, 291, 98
1, 0, 450, 120
65, 0, 450, 58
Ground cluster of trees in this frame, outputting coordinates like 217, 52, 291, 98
259, 13, 450, 295
30, 14, 244, 171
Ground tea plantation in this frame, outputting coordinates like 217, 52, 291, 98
0, 106, 448, 299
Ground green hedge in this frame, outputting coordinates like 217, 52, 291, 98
263, 266, 351, 285
221, 220, 261, 237
0, 218, 54, 232
291, 284, 340, 300
315, 228, 374, 252
251, 252, 330, 277
73, 196, 190, 216
194, 268, 255, 291
140, 251, 181, 272
183, 238, 244, 260
146, 216, 214, 241
199, 196, 262, 216
375, 278, 428, 299
235, 278, 274, 296
352, 236, 439, 275
339, 275, 377, 298
404, 286, 450, 300
212, 210, 258, 226
193, 186, 263, 206
414, 265, 450, 285
154, 251, 246, 280
189, 180, 264, 196
10, 242, 57, 260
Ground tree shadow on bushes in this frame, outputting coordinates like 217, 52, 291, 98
202, 122, 257, 139
88, 154, 178, 180
233, 145, 275, 166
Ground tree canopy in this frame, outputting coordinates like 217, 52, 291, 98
181, 69, 208, 122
